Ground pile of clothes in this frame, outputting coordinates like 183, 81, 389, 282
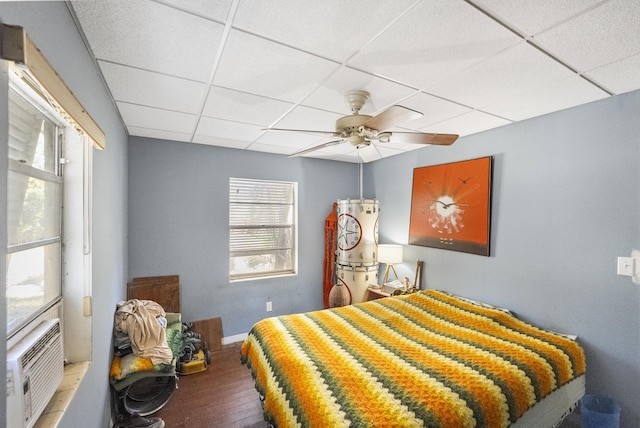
110, 299, 180, 428
113, 299, 174, 366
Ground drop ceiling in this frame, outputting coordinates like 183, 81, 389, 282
69, 0, 640, 163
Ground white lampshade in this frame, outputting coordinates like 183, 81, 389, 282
377, 244, 403, 264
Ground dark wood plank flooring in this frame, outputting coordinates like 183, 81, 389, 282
156, 342, 269, 428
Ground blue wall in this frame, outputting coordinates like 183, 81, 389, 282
1, 2, 129, 426
368, 90, 640, 427
128, 137, 359, 335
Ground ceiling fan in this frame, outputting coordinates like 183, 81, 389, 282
264, 90, 459, 158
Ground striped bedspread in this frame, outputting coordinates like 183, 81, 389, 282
241, 290, 586, 428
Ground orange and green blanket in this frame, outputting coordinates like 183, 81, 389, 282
241, 290, 585, 428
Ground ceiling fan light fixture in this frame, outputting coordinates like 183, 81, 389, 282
348, 134, 366, 146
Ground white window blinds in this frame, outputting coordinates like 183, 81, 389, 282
229, 178, 297, 281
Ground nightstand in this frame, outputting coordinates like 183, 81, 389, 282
367, 287, 391, 301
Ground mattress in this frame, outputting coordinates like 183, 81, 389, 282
241, 290, 586, 427
513, 374, 585, 427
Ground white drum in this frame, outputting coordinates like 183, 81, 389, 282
336, 265, 378, 304
336, 199, 379, 266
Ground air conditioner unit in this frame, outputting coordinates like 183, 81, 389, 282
7, 319, 64, 428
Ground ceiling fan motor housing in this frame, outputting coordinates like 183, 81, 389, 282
336, 115, 373, 146
336, 114, 372, 134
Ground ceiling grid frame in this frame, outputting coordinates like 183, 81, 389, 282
67, 0, 640, 162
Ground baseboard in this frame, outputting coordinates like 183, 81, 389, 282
222, 332, 248, 345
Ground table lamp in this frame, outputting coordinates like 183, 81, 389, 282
378, 244, 403, 284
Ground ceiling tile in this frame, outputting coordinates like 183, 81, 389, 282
255, 131, 327, 150
427, 42, 579, 108
353, 145, 383, 163
213, 29, 341, 102
394, 92, 472, 130
272, 105, 343, 132
375, 143, 423, 158
71, 0, 224, 81
232, 0, 418, 62
533, 0, 640, 73
202, 86, 294, 126
99, 61, 207, 114
246, 143, 298, 156
160, 0, 233, 22
468, 0, 604, 36
419, 110, 512, 137
482, 75, 609, 121
194, 116, 264, 145
348, 0, 521, 90
586, 53, 640, 94
127, 126, 193, 143
117, 102, 198, 134
192, 135, 252, 150
300, 144, 375, 163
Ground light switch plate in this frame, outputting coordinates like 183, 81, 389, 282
617, 257, 635, 276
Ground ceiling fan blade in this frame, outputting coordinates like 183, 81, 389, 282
288, 139, 344, 158
263, 127, 340, 137
364, 105, 423, 131
388, 132, 458, 146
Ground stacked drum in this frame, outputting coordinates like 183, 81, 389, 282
333, 199, 379, 304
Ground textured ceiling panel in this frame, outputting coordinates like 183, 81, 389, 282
232, 0, 418, 62
73, 0, 224, 82
349, 1, 521, 90
202, 86, 294, 127
586, 53, 640, 94
483, 75, 609, 121
533, 0, 640, 73
117, 102, 198, 134
397, 92, 472, 130
426, 42, 579, 109
160, 0, 233, 22
213, 29, 340, 102
469, 0, 605, 35
70, 0, 640, 163
99, 61, 207, 114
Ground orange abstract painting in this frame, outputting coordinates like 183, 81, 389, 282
409, 157, 492, 256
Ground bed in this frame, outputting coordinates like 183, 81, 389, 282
241, 289, 585, 427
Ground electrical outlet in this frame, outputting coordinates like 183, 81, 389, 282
83, 296, 92, 316
266, 301, 272, 312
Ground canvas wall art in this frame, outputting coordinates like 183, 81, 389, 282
409, 157, 492, 256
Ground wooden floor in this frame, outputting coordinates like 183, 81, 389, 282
155, 342, 269, 428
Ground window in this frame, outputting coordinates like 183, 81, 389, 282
6, 74, 93, 364
6, 83, 63, 336
229, 178, 297, 281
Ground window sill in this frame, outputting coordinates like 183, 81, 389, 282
33, 361, 90, 428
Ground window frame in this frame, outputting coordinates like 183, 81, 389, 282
229, 177, 298, 282
6, 79, 64, 338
